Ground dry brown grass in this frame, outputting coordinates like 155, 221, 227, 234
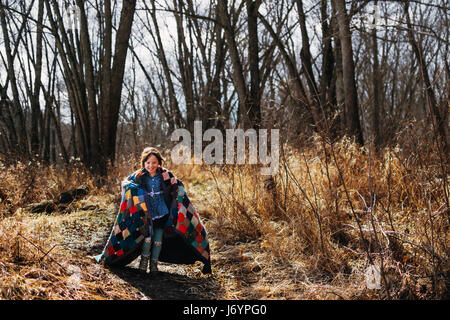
179, 133, 448, 299
0, 208, 145, 299
0, 132, 448, 300
0, 158, 101, 216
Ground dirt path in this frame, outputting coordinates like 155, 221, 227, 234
86, 228, 224, 300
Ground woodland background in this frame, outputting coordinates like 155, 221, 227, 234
0, 0, 448, 300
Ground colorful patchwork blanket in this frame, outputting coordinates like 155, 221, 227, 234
94, 167, 211, 274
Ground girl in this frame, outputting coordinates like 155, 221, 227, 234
138, 147, 169, 273
95, 147, 211, 275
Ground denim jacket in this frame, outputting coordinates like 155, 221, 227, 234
142, 171, 169, 220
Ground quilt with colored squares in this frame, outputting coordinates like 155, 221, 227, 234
95, 167, 211, 274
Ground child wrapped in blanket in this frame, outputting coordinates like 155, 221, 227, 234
94, 146, 211, 275
138, 147, 169, 273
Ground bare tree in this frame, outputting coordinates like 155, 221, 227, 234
44, 0, 137, 175
334, 0, 364, 145
371, 0, 381, 149
404, 1, 448, 155
246, 0, 262, 129
216, 0, 251, 128
0, 0, 31, 156
0, 0, 447, 173
30, 0, 44, 156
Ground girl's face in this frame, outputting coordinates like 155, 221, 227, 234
144, 154, 160, 175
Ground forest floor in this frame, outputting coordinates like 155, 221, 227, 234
1, 176, 358, 300
0, 180, 303, 300
3, 141, 446, 300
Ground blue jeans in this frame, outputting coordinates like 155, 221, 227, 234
142, 227, 163, 261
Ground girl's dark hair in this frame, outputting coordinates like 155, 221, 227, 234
140, 147, 166, 168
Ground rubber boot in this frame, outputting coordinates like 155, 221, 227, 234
139, 255, 149, 274
150, 259, 159, 273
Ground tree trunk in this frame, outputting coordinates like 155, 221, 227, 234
335, 0, 364, 145
217, 0, 249, 127
41, 98, 51, 163
246, 0, 262, 129
30, 0, 44, 156
174, 0, 195, 133
102, 0, 137, 165
100, 0, 112, 144
296, 0, 319, 106
371, 0, 381, 149
207, 16, 227, 131
330, 1, 345, 135
76, 0, 102, 173
70, 106, 77, 158
319, 0, 335, 114
0, 88, 18, 150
